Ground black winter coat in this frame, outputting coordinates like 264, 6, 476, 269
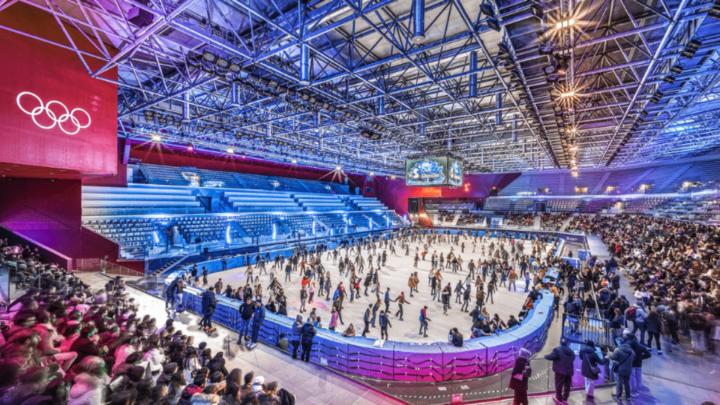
544, 344, 575, 376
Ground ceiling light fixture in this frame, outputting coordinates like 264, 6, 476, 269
151, 134, 162, 142
555, 18, 576, 30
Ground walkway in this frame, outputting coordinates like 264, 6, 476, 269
582, 235, 720, 405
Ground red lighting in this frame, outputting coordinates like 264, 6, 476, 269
463, 182, 470, 192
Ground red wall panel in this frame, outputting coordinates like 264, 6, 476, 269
130, 141, 366, 187
0, 177, 119, 267
0, 4, 118, 177
368, 173, 520, 215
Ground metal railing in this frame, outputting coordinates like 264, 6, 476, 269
561, 312, 614, 349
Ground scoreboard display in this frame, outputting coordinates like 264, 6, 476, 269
406, 155, 464, 186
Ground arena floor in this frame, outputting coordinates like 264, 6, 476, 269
205, 235, 552, 342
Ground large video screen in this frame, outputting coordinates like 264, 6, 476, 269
448, 157, 464, 187
406, 156, 448, 186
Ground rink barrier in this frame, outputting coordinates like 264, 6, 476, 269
175, 227, 582, 381
180, 288, 554, 382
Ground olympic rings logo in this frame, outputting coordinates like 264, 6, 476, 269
16, 91, 91, 136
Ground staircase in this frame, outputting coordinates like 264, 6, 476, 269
148, 254, 193, 277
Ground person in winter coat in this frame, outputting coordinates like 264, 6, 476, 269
379, 311, 392, 340
544, 339, 575, 403
610, 336, 635, 400
508, 348, 532, 405
625, 330, 651, 393
237, 297, 255, 345
249, 302, 266, 348
200, 287, 217, 332
580, 340, 606, 399
645, 310, 662, 353
290, 315, 303, 359
68, 356, 109, 405
299, 321, 316, 362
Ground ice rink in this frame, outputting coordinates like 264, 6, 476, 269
204, 234, 554, 342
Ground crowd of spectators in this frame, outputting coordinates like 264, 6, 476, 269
456, 212, 483, 226
566, 214, 720, 355
539, 213, 572, 231
504, 214, 535, 228
0, 239, 295, 405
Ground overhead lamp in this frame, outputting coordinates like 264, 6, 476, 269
663, 75, 676, 84
291, 159, 298, 164
186, 144, 194, 152
412, 0, 426, 44
151, 134, 162, 142
335, 165, 342, 171
710, 0, 720, 18
226, 147, 235, 154
681, 39, 701, 58
555, 18, 576, 30
229, 63, 241, 73
390, 175, 397, 180
487, 18, 501, 32
569, 145, 578, 152
369, 171, 375, 176
216, 58, 229, 70
670, 64, 684, 74
480, 3, 495, 17
559, 90, 577, 98
202, 51, 216, 63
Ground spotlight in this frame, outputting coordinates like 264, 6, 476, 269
369, 171, 375, 176
335, 165, 342, 171
226, 147, 235, 154
487, 18, 501, 32
663, 75, 676, 84
681, 39, 701, 58
555, 18, 576, 30
151, 134, 162, 142
291, 159, 298, 164
202, 51, 216, 63
650, 90, 663, 103
559, 90, 576, 98
216, 58, 229, 70
480, 3, 494, 17
710, 0, 720, 18
187, 144, 194, 152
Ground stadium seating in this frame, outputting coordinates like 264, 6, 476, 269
293, 193, 347, 211
224, 190, 303, 213
82, 185, 204, 216
82, 165, 401, 259
344, 195, 389, 211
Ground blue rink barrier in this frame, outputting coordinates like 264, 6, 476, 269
181, 289, 554, 382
